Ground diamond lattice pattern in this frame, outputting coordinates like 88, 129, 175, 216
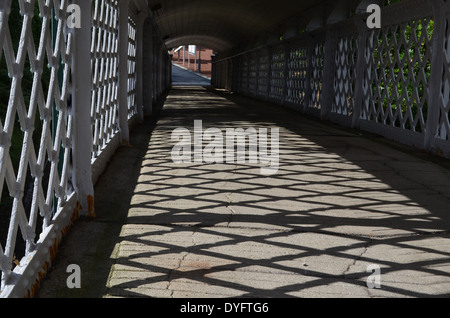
0, 0, 74, 288
363, 18, 434, 133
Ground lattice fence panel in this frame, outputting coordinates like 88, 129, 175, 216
286, 43, 309, 107
91, 0, 119, 159
226, 58, 233, 91
308, 42, 325, 110
256, 49, 269, 99
332, 33, 358, 117
362, 17, 433, 133
239, 53, 248, 93
232, 55, 241, 92
248, 51, 257, 95
127, 14, 137, 120
269, 45, 285, 103
0, 0, 74, 290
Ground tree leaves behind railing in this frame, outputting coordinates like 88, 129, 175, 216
370, 16, 433, 132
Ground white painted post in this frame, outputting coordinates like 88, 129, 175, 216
321, 29, 338, 120
144, 18, 154, 116
194, 46, 197, 72
266, 46, 272, 100
303, 37, 314, 112
159, 49, 163, 95
425, 1, 446, 150
352, 17, 369, 128
282, 42, 290, 105
153, 38, 158, 102
72, 0, 94, 216
321, 1, 350, 119
135, 11, 148, 122
118, 0, 131, 144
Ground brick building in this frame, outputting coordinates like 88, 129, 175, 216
170, 45, 214, 79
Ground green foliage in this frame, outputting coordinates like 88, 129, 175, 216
372, 18, 434, 131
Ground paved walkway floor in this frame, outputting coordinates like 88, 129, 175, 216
37, 84, 450, 298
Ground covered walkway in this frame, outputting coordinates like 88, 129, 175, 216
36, 67, 450, 298
2, 0, 450, 299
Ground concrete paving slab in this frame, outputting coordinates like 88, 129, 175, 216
36, 79, 450, 298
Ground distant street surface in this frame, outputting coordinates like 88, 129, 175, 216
172, 63, 211, 86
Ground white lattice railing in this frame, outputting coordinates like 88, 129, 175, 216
212, 0, 450, 158
332, 28, 358, 120
0, 0, 76, 298
359, 1, 435, 146
127, 14, 137, 121
91, 0, 120, 162
0, 0, 171, 298
286, 41, 309, 108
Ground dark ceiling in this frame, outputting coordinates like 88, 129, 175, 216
146, 0, 364, 52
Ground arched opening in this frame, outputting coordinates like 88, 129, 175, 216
170, 45, 215, 80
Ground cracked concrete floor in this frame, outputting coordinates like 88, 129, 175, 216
37, 85, 450, 298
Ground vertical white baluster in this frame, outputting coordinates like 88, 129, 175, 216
352, 17, 369, 128
425, 0, 446, 150
118, 0, 130, 144
321, 29, 338, 120
144, 18, 153, 116
72, 0, 94, 216
135, 11, 147, 122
